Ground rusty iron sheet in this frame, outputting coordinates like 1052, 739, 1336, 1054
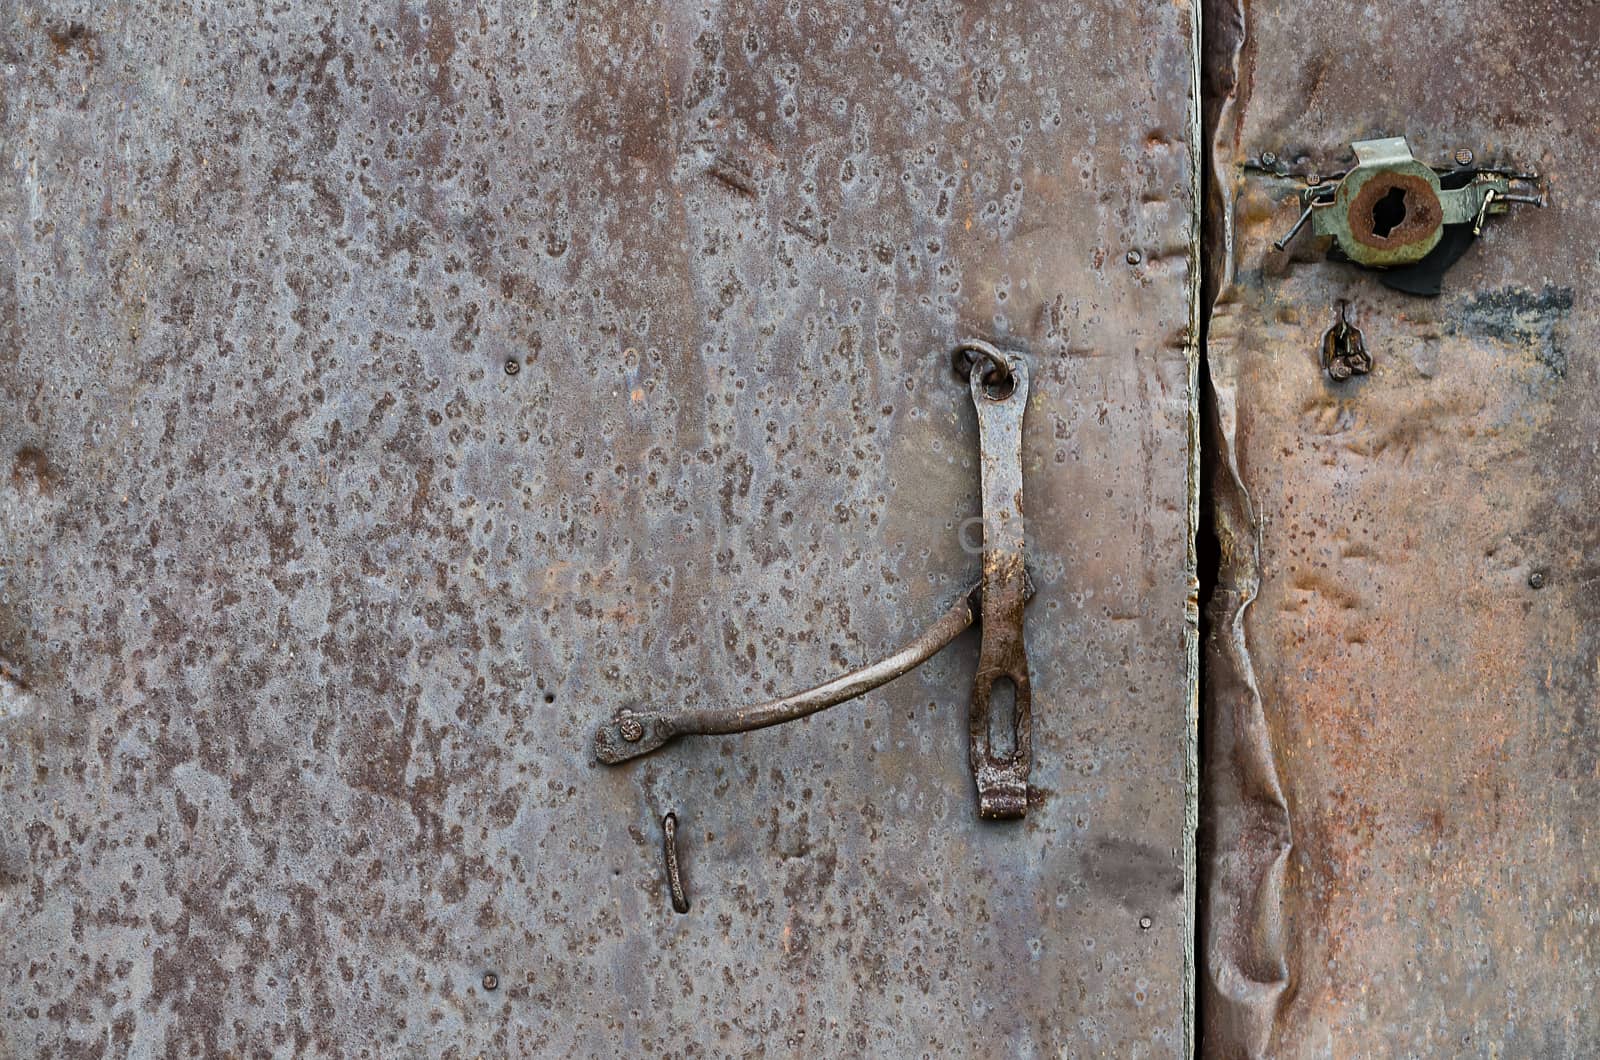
1201, 0, 1600, 1055
1, 1, 1201, 1055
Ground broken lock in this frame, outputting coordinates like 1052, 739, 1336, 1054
595, 341, 1038, 820
1274, 136, 1543, 294
1322, 302, 1371, 381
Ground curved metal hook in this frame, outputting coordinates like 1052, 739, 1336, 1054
594, 579, 986, 765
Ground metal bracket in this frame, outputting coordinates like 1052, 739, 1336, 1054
1274, 136, 1542, 268
963, 343, 1033, 818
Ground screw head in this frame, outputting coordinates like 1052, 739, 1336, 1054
1528, 570, 1546, 589
503, 358, 521, 376
1260, 151, 1277, 167
1139, 915, 1153, 931
617, 712, 645, 742
1126, 249, 1142, 266
481, 972, 499, 991
1454, 148, 1475, 167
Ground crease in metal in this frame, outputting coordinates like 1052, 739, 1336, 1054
1183, 0, 1206, 1052
1199, 0, 1295, 1055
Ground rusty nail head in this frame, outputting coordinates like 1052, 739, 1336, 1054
482, 972, 499, 991
1529, 570, 1546, 589
503, 358, 520, 375
1455, 148, 1475, 167
617, 712, 644, 742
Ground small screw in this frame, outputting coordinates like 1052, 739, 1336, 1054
1126, 249, 1142, 266
1139, 915, 1153, 931
1304, 172, 1321, 187
1454, 148, 1475, 167
481, 972, 499, 991
1528, 570, 1546, 589
1260, 151, 1277, 167
618, 712, 645, 742
503, 358, 520, 376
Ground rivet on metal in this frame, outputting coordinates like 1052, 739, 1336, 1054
1528, 570, 1546, 589
1454, 147, 1475, 167
663, 812, 690, 914
481, 972, 499, 991
616, 711, 645, 743
1126, 249, 1142, 265
1260, 151, 1277, 167
1139, 915, 1153, 931
503, 358, 520, 376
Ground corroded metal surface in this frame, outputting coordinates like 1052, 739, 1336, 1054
1202, 0, 1600, 1055
1, 1, 1199, 1055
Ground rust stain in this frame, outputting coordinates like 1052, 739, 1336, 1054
1203, 0, 1600, 1054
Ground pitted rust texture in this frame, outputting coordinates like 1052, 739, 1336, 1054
1202, 0, 1600, 1055
0, 0, 1198, 1054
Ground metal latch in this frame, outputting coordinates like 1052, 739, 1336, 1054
1273, 136, 1542, 289
595, 341, 1039, 820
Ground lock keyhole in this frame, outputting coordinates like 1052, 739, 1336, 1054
1370, 185, 1408, 239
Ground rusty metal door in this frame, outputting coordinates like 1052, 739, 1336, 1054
1201, 1, 1600, 1056
1, 2, 1201, 1056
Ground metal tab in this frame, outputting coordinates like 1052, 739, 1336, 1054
966, 345, 1034, 820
